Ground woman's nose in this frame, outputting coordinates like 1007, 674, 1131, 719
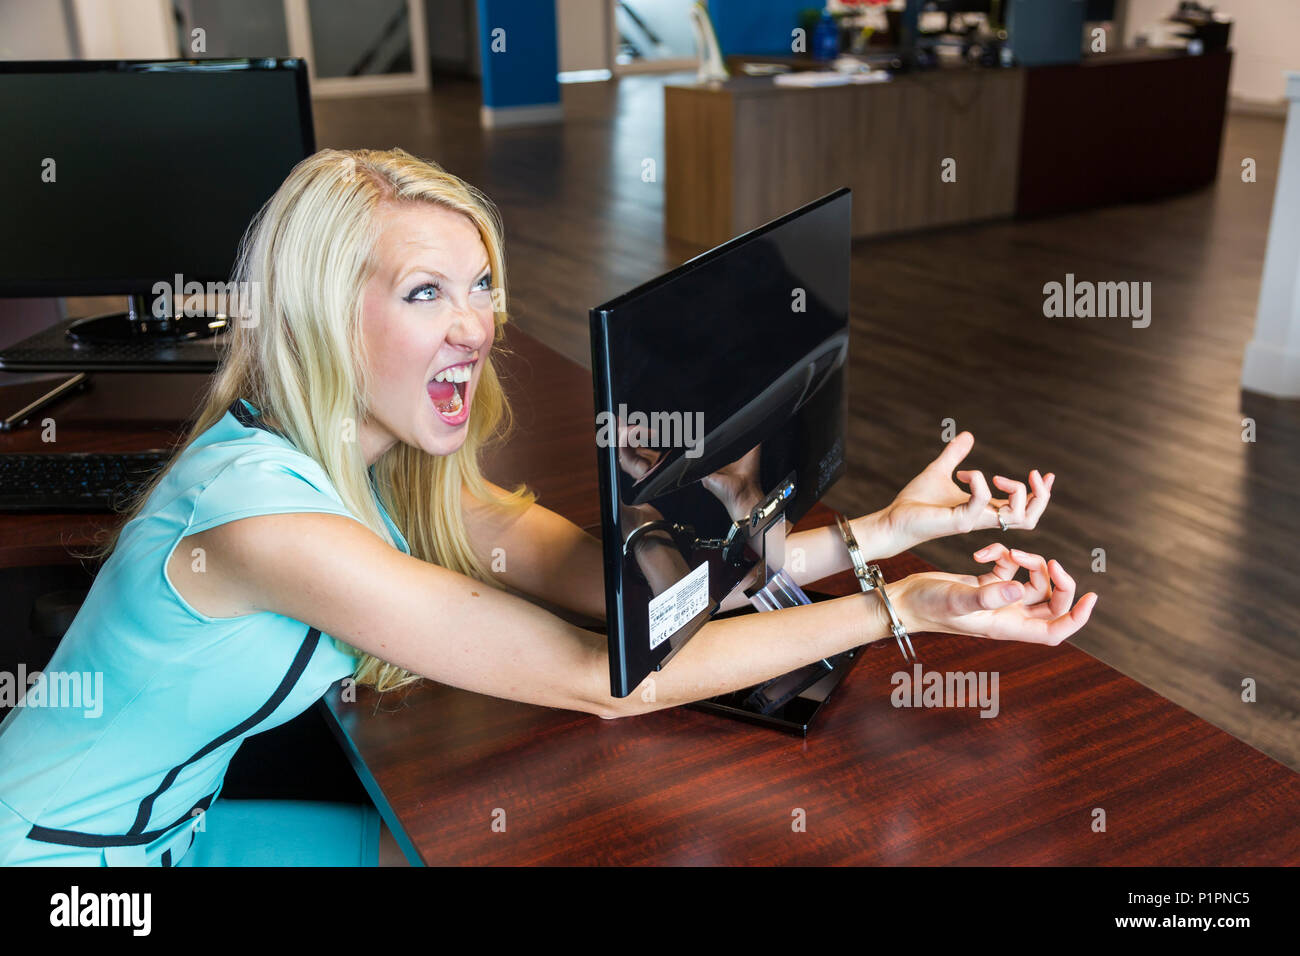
448, 303, 488, 350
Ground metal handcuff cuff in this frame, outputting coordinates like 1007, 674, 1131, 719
834, 512, 917, 662
622, 515, 750, 565
623, 477, 797, 569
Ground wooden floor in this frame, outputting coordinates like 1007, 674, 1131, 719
314, 75, 1300, 771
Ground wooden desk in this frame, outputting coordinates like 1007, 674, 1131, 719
1016, 49, 1232, 217
665, 66, 1025, 247
0, 371, 210, 566
665, 49, 1232, 245
2, 329, 1296, 865
316, 331, 1300, 866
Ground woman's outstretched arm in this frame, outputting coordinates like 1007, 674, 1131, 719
177, 512, 1095, 720
461, 480, 608, 623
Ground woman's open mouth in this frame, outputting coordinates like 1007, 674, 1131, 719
428, 361, 474, 425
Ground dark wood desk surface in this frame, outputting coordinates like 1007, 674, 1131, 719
0, 371, 212, 565
2, 329, 1296, 865
318, 332, 1300, 866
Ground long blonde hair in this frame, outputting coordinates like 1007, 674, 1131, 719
81, 147, 535, 692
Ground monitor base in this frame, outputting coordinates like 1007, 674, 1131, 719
687, 589, 862, 736
66, 311, 227, 345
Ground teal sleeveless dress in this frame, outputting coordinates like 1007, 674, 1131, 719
0, 398, 407, 866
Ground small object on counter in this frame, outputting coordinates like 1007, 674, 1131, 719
741, 62, 792, 76
813, 8, 840, 61
773, 70, 891, 87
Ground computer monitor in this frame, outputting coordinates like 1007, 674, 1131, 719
590, 189, 851, 728
0, 58, 314, 342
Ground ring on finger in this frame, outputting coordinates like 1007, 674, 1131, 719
997, 506, 1012, 532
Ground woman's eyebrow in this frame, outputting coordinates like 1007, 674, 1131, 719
399, 261, 491, 285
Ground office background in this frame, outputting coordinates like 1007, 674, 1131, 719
1, 0, 1297, 778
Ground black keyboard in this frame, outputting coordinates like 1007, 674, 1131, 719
0, 450, 172, 513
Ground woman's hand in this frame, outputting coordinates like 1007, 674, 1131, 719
892, 544, 1097, 645
881, 431, 1054, 555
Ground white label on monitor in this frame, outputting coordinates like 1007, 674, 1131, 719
648, 560, 709, 651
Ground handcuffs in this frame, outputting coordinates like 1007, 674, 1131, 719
834, 512, 917, 662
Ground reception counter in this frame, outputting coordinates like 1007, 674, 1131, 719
665, 49, 1232, 245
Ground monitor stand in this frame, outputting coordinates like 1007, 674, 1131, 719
65, 293, 227, 344
688, 580, 863, 736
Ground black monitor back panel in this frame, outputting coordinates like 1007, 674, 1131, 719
590, 188, 852, 699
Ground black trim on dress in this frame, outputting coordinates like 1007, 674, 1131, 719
229, 397, 280, 436
124, 627, 322, 835
26, 790, 218, 848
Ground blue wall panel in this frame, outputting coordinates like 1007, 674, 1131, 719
709, 0, 811, 57
476, 0, 560, 109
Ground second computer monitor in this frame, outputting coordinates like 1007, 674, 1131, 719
0, 58, 314, 299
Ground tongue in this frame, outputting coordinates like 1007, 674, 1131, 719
427, 380, 456, 403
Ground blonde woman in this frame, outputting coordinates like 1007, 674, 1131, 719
0, 148, 1096, 867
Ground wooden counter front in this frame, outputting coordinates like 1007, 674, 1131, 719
665, 68, 1025, 246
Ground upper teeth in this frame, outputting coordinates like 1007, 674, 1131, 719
433, 364, 472, 384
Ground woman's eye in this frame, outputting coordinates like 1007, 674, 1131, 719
473, 273, 492, 292
405, 282, 440, 303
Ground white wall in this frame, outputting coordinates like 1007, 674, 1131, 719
1242, 74, 1300, 396
557, 0, 608, 73
71, 0, 177, 58
1123, 0, 1300, 106
0, 0, 77, 58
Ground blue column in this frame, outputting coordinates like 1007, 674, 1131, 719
475, 0, 561, 126
708, 0, 809, 57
